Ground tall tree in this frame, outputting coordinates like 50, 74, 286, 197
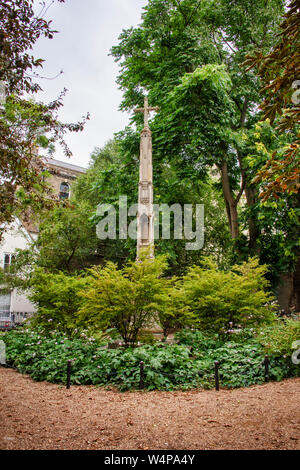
73, 138, 232, 273
0, 0, 89, 238
243, 0, 300, 310
244, 0, 299, 200
111, 0, 285, 253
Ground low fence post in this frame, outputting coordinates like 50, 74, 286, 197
264, 355, 269, 382
66, 359, 72, 389
214, 361, 220, 391
139, 361, 144, 390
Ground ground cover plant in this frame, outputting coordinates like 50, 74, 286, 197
2, 322, 299, 391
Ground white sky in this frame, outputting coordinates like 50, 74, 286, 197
32, 0, 148, 168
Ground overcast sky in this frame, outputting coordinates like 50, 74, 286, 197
32, 0, 148, 168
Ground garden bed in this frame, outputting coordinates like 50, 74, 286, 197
1, 326, 299, 391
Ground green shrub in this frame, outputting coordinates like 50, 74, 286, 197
77, 255, 173, 347
103, 344, 202, 391
197, 341, 266, 388
28, 269, 89, 335
158, 279, 195, 339
180, 257, 276, 334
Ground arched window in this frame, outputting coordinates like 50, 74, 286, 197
3, 253, 15, 271
59, 181, 70, 200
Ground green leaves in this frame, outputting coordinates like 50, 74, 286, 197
174, 64, 232, 94
257, 319, 300, 357
243, 0, 299, 198
110, 0, 293, 283
35, 202, 98, 273
77, 255, 171, 347
3, 324, 298, 391
0, 1, 89, 237
28, 269, 90, 335
178, 257, 276, 333
23, 253, 278, 345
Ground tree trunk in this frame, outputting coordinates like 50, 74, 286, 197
228, 203, 239, 239
220, 161, 239, 239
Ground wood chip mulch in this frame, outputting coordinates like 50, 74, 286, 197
0, 367, 299, 450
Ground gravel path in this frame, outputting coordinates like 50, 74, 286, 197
0, 367, 299, 450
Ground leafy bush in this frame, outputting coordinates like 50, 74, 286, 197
77, 255, 173, 347
15, 254, 279, 348
180, 257, 276, 334
158, 279, 195, 338
28, 269, 89, 335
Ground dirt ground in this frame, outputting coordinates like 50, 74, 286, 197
0, 367, 299, 450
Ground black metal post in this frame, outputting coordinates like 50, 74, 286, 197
264, 355, 269, 382
139, 361, 144, 390
66, 359, 72, 389
214, 361, 220, 391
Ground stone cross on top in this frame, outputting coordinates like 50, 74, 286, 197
134, 97, 159, 128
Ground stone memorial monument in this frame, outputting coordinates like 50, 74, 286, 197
134, 97, 159, 259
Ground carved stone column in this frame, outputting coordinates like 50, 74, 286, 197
134, 98, 158, 259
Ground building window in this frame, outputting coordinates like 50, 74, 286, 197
59, 181, 70, 200
3, 253, 15, 271
0, 292, 11, 316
